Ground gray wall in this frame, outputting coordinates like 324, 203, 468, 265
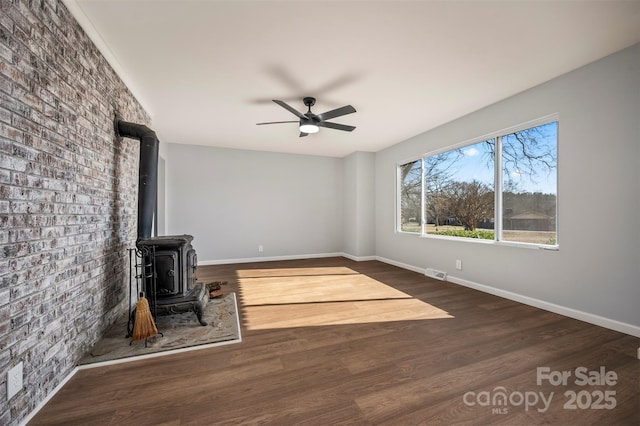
343, 151, 376, 258
164, 143, 344, 262
375, 44, 640, 333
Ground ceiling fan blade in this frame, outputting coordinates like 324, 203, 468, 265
317, 121, 356, 132
299, 132, 308, 138
273, 100, 306, 119
256, 120, 298, 125
317, 105, 356, 122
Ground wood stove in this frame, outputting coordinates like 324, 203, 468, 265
138, 235, 208, 326
116, 118, 208, 328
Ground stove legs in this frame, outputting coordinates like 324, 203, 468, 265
153, 283, 210, 326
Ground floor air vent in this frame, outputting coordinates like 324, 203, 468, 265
425, 268, 447, 281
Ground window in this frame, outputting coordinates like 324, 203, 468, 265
398, 160, 422, 233
424, 139, 495, 239
397, 118, 558, 247
500, 122, 557, 245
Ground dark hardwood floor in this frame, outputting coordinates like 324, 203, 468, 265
30, 257, 639, 425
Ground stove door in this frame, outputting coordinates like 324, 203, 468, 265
154, 251, 179, 297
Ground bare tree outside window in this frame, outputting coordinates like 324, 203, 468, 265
424, 139, 495, 238
399, 160, 422, 233
424, 151, 463, 229
445, 180, 494, 231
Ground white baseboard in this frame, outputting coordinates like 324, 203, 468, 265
198, 252, 344, 265
341, 253, 377, 262
374, 256, 426, 274
372, 256, 640, 337
19, 367, 78, 426
446, 275, 640, 338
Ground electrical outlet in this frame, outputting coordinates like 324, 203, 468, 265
7, 362, 23, 400
258, 245, 263, 252
455, 259, 462, 270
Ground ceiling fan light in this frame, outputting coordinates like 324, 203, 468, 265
300, 123, 319, 134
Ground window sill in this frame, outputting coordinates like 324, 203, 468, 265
395, 231, 559, 251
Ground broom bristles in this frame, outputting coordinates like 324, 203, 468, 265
132, 295, 158, 341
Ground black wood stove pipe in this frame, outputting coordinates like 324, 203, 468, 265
115, 118, 158, 245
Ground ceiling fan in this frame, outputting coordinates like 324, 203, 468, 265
257, 97, 356, 137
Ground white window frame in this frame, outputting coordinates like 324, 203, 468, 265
396, 158, 424, 235
396, 114, 559, 250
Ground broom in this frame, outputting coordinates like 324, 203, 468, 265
131, 292, 158, 341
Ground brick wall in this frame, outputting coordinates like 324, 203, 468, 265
0, 1, 150, 424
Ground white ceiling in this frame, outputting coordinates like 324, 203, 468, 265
64, 0, 640, 158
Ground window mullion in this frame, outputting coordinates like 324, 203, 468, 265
421, 158, 425, 235
396, 165, 401, 232
495, 136, 503, 241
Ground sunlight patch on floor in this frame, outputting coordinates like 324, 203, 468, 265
237, 267, 453, 330
236, 266, 359, 278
